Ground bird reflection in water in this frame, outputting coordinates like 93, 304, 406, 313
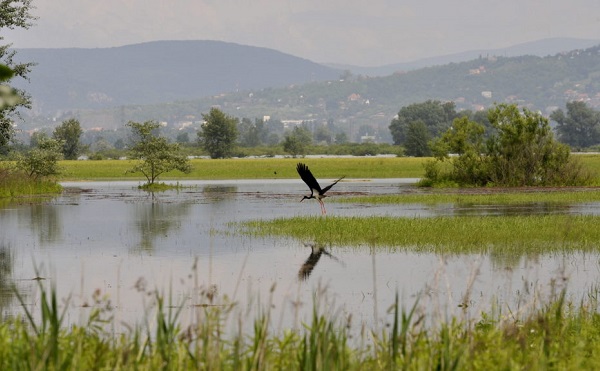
298, 243, 344, 281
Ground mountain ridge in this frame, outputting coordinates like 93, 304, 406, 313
327, 37, 600, 76
12, 38, 600, 115
12, 40, 342, 113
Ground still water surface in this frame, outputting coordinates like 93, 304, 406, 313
1, 179, 600, 333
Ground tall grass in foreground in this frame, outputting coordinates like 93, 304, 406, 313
0, 167, 62, 198
4, 278, 600, 369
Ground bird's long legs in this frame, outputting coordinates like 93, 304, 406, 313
318, 199, 326, 215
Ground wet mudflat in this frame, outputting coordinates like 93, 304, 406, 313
1, 179, 600, 332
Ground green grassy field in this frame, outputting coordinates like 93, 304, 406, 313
53, 154, 600, 182
57, 157, 428, 180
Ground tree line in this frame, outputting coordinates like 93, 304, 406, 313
390, 99, 600, 156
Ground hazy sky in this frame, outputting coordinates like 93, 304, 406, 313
4, 0, 600, 66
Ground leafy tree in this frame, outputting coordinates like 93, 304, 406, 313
238, 117, 266, 147
53, 118, 83, 160
551, 101, 600, 148
429, 116, 488, 185
126, 121, 191, 185
114, 138, 125, 150
282, 126, 312, 157
198, 108, 238, 158
16, 137, 63, 180
485, 104, 583, 186
389, 100, 458, 146
424, 104, 590, 187
404, 120, 431, 157
335, 132, 348, 144
29, 130, 48, 148
314, 125, 333, 144
0, 0, 36, 148
175, 132, 190, 144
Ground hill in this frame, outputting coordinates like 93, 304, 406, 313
11, 40, 342, 113
328, 37, 600, 76
85, 44, 600, 127
12, 39, 600, 144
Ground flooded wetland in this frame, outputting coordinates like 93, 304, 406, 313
2, 178, 600, 335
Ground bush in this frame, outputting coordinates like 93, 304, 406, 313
424, 104, 593, 187
15, 137, 63, 180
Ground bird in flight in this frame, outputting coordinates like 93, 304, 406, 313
296, 162, 345, 215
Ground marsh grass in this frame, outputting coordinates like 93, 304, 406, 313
239, 215, 600, 255
138, 181, 193, 191
4, 275, 600, 369
0, 167, 62, 198
338, 188, 600, 205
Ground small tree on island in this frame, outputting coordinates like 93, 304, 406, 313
126, 121, 191, 186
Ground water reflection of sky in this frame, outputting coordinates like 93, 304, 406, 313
1, 179, 600, 334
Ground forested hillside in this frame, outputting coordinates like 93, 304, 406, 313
17, 43, 600, 145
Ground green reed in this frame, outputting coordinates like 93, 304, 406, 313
4, 277, 600, 369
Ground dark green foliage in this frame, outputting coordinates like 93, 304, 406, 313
198, 108, 239, 159
404, 120, 432, 157
15, 137, 63, 180
53, 118, 84, 160
0, 0, 35, 148
283, 126, 313, 157
389, 100, 459, 147
551, 101, 600, 148
425, 104, 592, 187
486, 104, 586, 186
238, 117, 268, 147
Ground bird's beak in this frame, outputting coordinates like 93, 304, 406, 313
300, 196, 306, 202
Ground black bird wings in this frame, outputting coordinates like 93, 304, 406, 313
296, 162, 345, 195
297, 163, 321, 193
321, 175, 345, 194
